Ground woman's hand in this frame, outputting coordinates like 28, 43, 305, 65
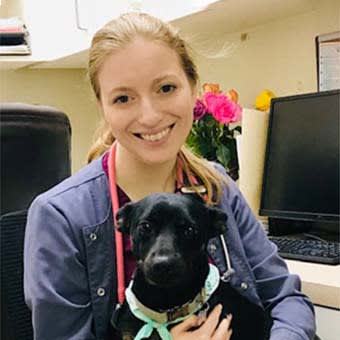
170, 304, 233, 340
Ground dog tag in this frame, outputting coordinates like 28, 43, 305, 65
167, 306, 190, 322
197, 302, 210, 319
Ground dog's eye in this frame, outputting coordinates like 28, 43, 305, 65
138, 222, 152, 235
183, 225, 197, 238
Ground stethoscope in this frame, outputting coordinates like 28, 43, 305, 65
107, 143, 235, 306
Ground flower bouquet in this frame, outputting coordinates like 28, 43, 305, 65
186, 83, 242, 181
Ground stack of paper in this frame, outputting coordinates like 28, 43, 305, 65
0, 17, 31, 55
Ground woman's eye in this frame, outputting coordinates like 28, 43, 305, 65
114, 95, 130, 104
160, 84, 176, 94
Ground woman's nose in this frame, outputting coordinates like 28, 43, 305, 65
138, 98, 163, 126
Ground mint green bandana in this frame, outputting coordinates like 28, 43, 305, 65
125, 263, 220, 340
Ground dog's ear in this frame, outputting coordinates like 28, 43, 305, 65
208, 206, 228, 238
116, 202, 134, 235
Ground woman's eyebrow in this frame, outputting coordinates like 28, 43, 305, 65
109, 86, 132, 95
152, 74, 178, 85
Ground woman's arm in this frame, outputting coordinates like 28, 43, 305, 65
224, 175, 316, 340
24, 197, 96, 340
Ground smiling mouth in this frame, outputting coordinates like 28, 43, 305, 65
134, 123, 175, 142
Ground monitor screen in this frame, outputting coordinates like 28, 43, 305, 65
260, 90, 340, 222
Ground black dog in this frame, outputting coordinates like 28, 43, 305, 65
110, 193, 267, 339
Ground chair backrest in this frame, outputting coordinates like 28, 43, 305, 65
0, 103, 72, 340
0, 102, 72, 215
0, 211, 32, 340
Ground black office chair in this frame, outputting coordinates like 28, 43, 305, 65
1, 211, 31, 340
0, 102, 72, 215
0, 102, 71, 340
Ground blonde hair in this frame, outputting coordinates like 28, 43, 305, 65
87, 12, 228, 204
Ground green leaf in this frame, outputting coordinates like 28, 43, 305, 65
216, 144, 231, 169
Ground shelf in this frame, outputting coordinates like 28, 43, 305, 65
29, 49, 89, 69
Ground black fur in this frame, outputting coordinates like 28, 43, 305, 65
110, 193, 268, 339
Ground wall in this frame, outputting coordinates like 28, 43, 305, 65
0, 69, 100, 173
0, 0, 24, 18
194, 0, 339, 108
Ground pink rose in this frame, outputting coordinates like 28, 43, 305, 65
204, 92, 242, 124
193, 98, 207, 120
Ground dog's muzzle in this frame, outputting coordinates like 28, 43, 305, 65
144, 253, 186, 286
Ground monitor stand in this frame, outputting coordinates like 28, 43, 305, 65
268, 218, 340, 243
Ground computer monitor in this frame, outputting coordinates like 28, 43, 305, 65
260, 90, 340, 238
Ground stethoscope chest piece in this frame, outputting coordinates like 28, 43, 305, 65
220, 268, 236, 282
219, 234, 235, 282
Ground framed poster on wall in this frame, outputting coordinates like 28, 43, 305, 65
316, 31, 340, 91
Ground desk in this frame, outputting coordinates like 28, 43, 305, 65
286, 260, 340, 309
286, 260, 340, 340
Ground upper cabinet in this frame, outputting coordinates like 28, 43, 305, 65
1, 0, 329, 69
0, 0, 220, 69
88, 0, 220, 33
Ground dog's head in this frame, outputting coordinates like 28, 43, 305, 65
116, 193, 227, 287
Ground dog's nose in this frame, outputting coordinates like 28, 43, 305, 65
146, 254, 183, 286
151, 255, 176, 274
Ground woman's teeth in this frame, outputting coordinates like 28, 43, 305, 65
140, 126, 171, 142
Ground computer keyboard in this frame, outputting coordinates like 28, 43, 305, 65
268, 236, 340, 265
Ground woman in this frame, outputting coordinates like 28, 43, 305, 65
24, 12, 316, 340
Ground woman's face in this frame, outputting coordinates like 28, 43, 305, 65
97, 38, 197, 166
